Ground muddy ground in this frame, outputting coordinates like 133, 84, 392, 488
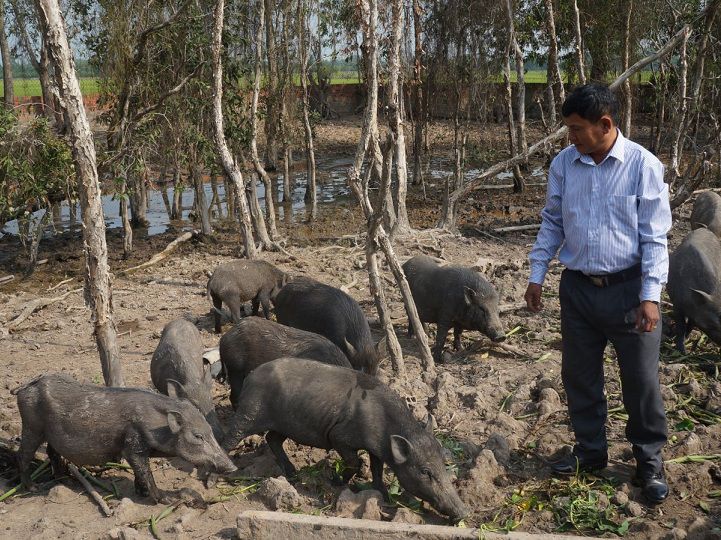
0, 117, 720, 539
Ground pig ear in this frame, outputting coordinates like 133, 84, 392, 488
344, 338, 358, 358
203, 365, 214, 386
691, 288, 714, 305
463, 287, 477, 305
375, 335, 388, 360
390, 435, 413, 465
423, 414, 435, 435
166, 379, 186, 400
167, 411, 183, 434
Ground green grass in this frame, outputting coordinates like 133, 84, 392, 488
1, 77, 100, 98
1, 70, 655, 99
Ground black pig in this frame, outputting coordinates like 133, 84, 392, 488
207, 260, 289, 332
667, 228, 721, 352
14, 374, 236, 504
219, 316, 352, 409
272, 277, 379, 375
223, 358, 468, 522
690, 191, 721, 238
402, 255, 505, 362
151, 318, 222, 441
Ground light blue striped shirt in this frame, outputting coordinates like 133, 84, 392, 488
528, 130, 672, 302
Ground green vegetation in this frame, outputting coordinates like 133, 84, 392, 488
1, 69, 658, 99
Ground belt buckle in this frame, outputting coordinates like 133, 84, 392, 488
589, 276, 605, 287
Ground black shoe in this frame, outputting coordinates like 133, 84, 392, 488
632, 471, 668, 504
550, 453, 608, 476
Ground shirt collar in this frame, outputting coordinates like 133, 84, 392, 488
572, 128, 626, 165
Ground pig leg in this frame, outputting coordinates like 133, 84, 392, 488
265, 431, 297, 478
211, 293, 223, 333
453, 324, 463, 350
124, 451, 170, 504
251, 296, 260, 317
46, 444, 67, 478
335, 446, 361, 484
369, 454, 389, 500
257, 290, 272, 319
673, 309, 687, 353
18, 427, 44, 490
434, 324, 451, 363
226, 296, 243, 324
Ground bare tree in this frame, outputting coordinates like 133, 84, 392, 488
543, 0, 564, 126
211, 0, 256, 259
572, 0, 586, 85
350, 0, 435, 380
507, 0, 527, 161
410, 0, 425, 189
1, 0, 14, 108
621, 0, 634, 137
263, 0, 280, 169
297, 0, 317, 219
249, 0, 279, 241
503, 0, 523, 192
36, 0, 124, 386
388, 0, 411, 235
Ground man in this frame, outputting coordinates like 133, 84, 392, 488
524, 83, 671, 504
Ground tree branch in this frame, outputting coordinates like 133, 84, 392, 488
131, 62, 205, 122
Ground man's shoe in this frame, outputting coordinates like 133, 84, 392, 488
632, 471, 668, 504
550, 454, 607, 476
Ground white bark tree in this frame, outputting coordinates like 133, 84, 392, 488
36, 0, 124, 386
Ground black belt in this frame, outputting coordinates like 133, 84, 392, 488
572, 263, 642, 288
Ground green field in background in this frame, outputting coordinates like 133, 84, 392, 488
1, 70, 654, 98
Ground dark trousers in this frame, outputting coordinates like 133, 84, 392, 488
559, 269, 667, 475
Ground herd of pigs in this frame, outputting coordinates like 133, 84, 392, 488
9, 190, 721, 524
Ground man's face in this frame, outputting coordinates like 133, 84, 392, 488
563, 113, 614, 156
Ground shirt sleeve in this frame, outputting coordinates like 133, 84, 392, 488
528, 156, 565, 285
637, 157, 671, 302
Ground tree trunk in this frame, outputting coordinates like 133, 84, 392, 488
621, 0, 633, 137
37, 0, 124, 386
507, 0, 527, 163
503, 0, 524, 192
171, 168, 183, 220
651, 62, 667, 154
211, 0, 256, 259
119, 179, 132, 257
411, 0, 425, 189
0, 0, 14, 108
224, 173, 235, 219
572, 0, 586, 85
248, 175, 272, 246
670, 31, 689, 178
388, 0, 410, 235
250, 0, 279, 240
543, 0, 564, 125
263, 0, 279, 170
298, 0, 317, 219
191, 165, 212, 236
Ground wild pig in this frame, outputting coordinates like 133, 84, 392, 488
272, 277, 379, 375
219, 316, 352, 410
402, 255, 505, 362
223, 358, 468, 522
151, 319, 222, 441
667, 228, 721, 352
14, 374, 236, 504
690, 191, 721, 237
207, 260, 289, 333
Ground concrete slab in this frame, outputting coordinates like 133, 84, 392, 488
236, 510, 591, 540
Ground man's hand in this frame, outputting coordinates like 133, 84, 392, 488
636, 300, 660, 332
524, 283, 543, 313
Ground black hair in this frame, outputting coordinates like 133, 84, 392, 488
561, 83, 620, 124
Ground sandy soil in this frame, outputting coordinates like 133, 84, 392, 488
0, 118, 720, 540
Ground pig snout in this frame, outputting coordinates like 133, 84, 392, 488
490, 330, 506, 342
439, 489, 470, 523
206, 440, 236, 475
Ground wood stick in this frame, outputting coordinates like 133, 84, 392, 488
493, 224, 541, 233
47, 277, 73, 291
67, 463, 113, 517
0, 275, 14, 285
120, 230, 198, 275
6, 288, 83, 331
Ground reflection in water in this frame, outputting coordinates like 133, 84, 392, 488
1, 156, 546, 238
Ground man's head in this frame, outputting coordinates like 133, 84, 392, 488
561, 83, 620, 158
